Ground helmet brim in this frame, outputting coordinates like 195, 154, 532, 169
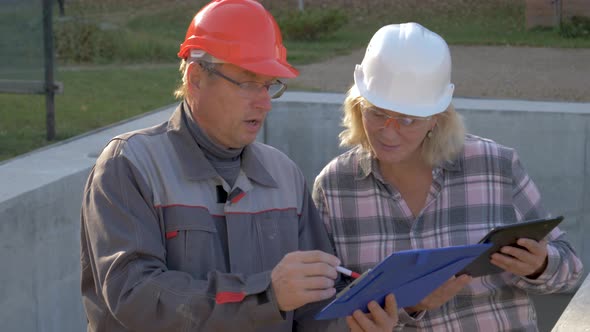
239, 59, 299, 79
354, 67, 454, 117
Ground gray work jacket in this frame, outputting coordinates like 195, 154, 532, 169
80, 103, 345, 331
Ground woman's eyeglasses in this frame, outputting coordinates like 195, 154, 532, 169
361, 104, 431, 131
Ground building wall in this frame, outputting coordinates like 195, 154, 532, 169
526, 0, 590, 28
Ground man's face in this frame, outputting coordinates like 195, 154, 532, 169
188, 63, 274, 149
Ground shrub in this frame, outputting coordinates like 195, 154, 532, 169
277, 8, 348, 41
53, 17, 176, 64
559, 16, 590, 39
54, 18, 119, 63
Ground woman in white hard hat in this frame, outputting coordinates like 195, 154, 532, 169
312, 22, 582, 330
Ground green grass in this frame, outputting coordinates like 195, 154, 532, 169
0, 65, 180, 161
284, 24, 379, 64
1, 0, 589, 162
50, 0, 590, 65
281, 1, 590, 65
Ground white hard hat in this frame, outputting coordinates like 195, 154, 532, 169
354, 22, 454, 117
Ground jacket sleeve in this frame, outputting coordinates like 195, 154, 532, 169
508, 150, 584, 293
81, 139, 285, 331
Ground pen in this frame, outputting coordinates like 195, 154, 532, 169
336, 266, 361, 279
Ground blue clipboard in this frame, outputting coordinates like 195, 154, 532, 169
315, 243, 492, 320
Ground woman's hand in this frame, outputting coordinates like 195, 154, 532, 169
346, 294, 398, 332
405, 274, 472, 313
490, 238, 548, 278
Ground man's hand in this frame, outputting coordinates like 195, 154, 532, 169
271, 250, 340, 311
490, 238, 548, 278
405, 274, 472, 312
346, 294, 398, 332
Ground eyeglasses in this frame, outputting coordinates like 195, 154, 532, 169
200, 63, 287, 99
361, 105, 432, 131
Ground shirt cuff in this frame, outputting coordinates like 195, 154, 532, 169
398, 307, 427, 324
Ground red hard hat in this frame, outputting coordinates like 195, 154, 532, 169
178, 0, 299, 78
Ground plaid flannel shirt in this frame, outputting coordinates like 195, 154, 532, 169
312, 134, 583, 331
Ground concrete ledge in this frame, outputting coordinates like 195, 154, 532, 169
277, 91, 590, 113
553, 273, 590, 331
0, 104, 175, 203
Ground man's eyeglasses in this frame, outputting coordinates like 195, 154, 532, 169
199, 63, 287, 99
361, 104, 432, 131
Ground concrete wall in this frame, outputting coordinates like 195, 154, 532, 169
1, 92, 589, 332
0, 107, 174, 332
553, 272, 590, 331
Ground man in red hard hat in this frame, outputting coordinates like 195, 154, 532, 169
80, 1, 397, 331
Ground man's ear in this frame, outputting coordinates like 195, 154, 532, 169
188, 64, 201, 89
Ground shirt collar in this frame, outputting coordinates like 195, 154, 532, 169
354, 145, 463, 181
355, 146, 376, 180
439, 158, 462, 172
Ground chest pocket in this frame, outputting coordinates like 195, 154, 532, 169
252, 209, 299, 270
163, 206, 222, 279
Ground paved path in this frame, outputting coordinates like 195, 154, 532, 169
291, 45, 590, 102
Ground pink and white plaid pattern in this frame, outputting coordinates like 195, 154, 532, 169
313, 134, 583, 331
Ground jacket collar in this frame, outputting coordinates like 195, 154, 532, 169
167, 102, 277, 188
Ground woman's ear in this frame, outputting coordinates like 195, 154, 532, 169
430, 115, 439, 131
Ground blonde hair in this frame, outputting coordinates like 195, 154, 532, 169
174, 59, 189, 100
339, 85, 466, 166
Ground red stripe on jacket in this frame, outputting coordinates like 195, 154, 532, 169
215, 291, 246, 304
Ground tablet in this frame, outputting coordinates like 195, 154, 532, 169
457, 216, 563, 278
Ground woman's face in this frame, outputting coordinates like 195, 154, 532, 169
361, 104, 436, 166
